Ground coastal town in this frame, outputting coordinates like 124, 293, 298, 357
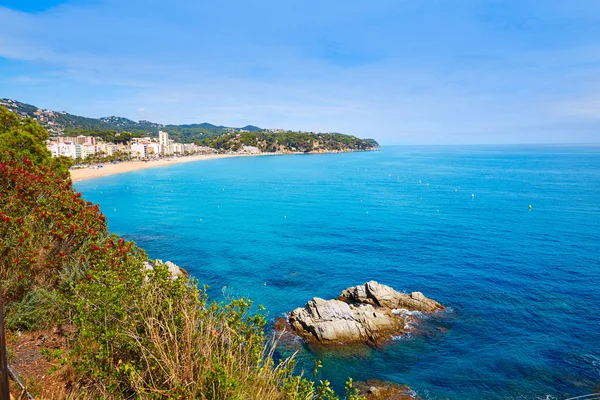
45, 130, 261, 161
1, 98, 378, 165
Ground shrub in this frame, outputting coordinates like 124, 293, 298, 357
0, 109, 365, 399
66, 263, 365, 399
0, 151, 109, 306
5, 287, 60, 331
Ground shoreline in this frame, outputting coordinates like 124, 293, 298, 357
70, 149, 378, 182
70, 153, 261, 182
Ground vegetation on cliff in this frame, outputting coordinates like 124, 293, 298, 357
199, 131, 378, 153
0, 106, 366, 398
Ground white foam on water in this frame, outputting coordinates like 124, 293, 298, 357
392, 308, 423, 317
391, 332, 413, 341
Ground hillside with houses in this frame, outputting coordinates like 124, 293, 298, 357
1, 99, 379, 162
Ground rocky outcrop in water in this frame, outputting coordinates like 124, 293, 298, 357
355, 380, 422, 400
143, 259, 188, 280
338, 281, 443, 313
285, 281, 443, 345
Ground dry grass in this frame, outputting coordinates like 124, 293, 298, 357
62, 264, 320, 400
122, 283, 294, 399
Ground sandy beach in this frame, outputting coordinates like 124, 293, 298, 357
70, 153, 254, 182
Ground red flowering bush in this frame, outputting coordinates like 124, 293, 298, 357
0, 150, 147, 329
0, 108, 365, 400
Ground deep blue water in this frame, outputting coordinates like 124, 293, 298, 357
75, 145, 600, 400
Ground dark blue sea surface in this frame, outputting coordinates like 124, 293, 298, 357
76, 145, 600, 399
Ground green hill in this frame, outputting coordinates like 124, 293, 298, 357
200, 131, 379, 153
0, 99, 379, 151
0, 99, 237, 140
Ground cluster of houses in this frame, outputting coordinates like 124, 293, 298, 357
46, 131, 215, 160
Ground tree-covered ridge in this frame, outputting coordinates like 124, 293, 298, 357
200, 131, 379, 153
0, 99, 379, 149
0, 99, 247, 140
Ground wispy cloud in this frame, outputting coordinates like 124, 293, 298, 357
0, 0, 600, 144
556, 97, 600, 118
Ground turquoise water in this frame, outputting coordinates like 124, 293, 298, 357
76, 146, 600, 399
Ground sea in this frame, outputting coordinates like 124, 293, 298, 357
75, 145, 600, 400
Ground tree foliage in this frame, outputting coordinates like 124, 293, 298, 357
199, 132, 378, 153
0, 108, 366, 399
0, 106, 72, 176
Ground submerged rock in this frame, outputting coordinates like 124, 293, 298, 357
355, 380, 422, 400
285, 281, 443, 345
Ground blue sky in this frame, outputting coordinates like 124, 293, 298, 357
1, 0, 599, 144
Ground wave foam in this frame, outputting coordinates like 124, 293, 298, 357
392, 308, 423, 317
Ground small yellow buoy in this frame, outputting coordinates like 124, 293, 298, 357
528, 205, 532, 210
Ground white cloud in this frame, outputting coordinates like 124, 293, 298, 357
1, 1, 600, 144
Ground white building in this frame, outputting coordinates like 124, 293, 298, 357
96, 143, 119, 156
74, 144, 85, 159
130, 142, 149, 158
49, 142, 76, 158
171, 142, 184, 154
83, 144, 96, 157
158, 131, 169, 155
148, 143, 161, 156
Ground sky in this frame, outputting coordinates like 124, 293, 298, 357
1, 0, 600, 144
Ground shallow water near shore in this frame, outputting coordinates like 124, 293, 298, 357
75, 145, 600, 399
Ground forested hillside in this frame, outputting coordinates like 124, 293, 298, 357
200, 131, 379, 153
0, 99, 379, 150
0, 99, 242, 139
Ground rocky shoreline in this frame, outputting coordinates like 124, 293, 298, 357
277, 281, 444, 346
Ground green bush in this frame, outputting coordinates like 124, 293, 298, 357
1, 107, 366, 399
66, 262, 365, 399
5, 288, 60, 331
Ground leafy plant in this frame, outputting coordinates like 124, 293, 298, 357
0, 107, 366, 399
